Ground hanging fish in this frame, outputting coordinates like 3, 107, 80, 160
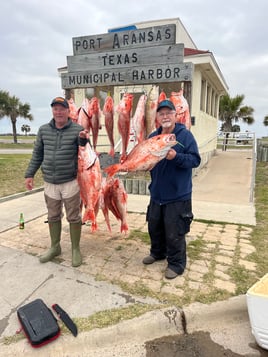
103, 96, 115, 157
100, 177, 128, 234
67, 98, 79, 123
116, 92, 134, 163
88, 97, 101, 153
145, 85, 159, 137
77, 98, 91, 132
158, 90, 167, 103
170, 89, 191, 130
132, 94, 147, 145
77, 131, 101, 232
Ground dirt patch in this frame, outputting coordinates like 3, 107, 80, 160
145, 331, 266, 356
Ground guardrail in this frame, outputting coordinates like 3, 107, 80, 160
257, 139, 268, 162
217, 132, 255, 151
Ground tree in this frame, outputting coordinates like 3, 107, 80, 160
21, 124, 31, 136
264, 116, 268, 127
232, 124, 240, 132
0, 90, 33, 143
219, 94, 254, 132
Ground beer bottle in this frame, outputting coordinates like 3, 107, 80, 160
19, 213, 25, 229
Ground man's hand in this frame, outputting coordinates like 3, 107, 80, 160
25, 177, 34, 190
79, 130, 88, 139
166, 148, 176, 160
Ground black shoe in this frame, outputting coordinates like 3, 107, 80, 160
165, 268, 180, 279
142, 255, 157, 264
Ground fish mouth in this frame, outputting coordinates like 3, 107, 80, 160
166, 134, 176, 142
165, 134, 184, 148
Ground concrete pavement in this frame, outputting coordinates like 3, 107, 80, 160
192, 149, 256, 225
0, 149, 264, 356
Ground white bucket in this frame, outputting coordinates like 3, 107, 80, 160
246, 273, 268, 350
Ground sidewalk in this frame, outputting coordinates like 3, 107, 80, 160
0, 149, 261, 356
192, 149, 256, 225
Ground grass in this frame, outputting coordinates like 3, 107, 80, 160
0, 135, 36, 140
0, 142, 34, 149
127, 229, 150, 244
0, 154, 44, 197
248, 162, 268, 277
0, 135, 36, 149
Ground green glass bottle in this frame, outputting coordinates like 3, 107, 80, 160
19, 213, 25, 229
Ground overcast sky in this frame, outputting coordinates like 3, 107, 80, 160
0, 0, 267, 138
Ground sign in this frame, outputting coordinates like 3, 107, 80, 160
61, 24, 193, 89
61, 63, 193, 88
67, 44, 184, 72
72, 24, 176, 55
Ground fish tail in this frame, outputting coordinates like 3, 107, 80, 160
104, 163, 120, 177
91, 221, 98, 232
108, 147, 115, 157
82, 209, 95, 225
105, 221, 112, 233
121, 223, 128, 234
102, 209, 112, 233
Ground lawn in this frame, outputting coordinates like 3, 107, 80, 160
0, 135, 36, 149
0, 154, 43, 198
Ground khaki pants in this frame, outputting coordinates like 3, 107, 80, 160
44, 180, 81, 223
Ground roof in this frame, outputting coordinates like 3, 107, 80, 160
184, 47, 228, 92
184, 48, 210, 56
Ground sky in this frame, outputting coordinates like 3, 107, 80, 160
0, 0, 267, 138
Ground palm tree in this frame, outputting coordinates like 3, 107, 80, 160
21, 124, 31, 136
219, 94, 254, 132
0, 90, 33, 143
232, 124, 240, 132
264, 115, 268, 127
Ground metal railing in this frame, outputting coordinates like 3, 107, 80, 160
217, 132, 255, 151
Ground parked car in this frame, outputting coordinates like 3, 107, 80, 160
235, 132, 253, 145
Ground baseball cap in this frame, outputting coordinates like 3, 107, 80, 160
51, 97, 69, 108
157, 99, 175, 112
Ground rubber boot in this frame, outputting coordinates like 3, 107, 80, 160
70, 222, 82, 267
39, 221, 62, 263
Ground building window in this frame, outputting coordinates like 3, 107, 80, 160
206, 85, 211, 114
200, 79, 206, 111
211, 89, 215, 116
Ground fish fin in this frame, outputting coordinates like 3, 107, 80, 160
148, 148, 169, 157
85, 156, 97, 169
104, 164, 120, 177
122, 192, 128, 204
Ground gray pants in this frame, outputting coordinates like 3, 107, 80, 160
44, 191, 81, 223
44, 179, 81, 223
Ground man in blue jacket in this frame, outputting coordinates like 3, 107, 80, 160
143, 99, 201, 279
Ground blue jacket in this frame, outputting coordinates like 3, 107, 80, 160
148, 123, 201, 204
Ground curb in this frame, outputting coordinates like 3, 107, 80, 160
0, 296, 251, 357
0, 187, 44, 204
